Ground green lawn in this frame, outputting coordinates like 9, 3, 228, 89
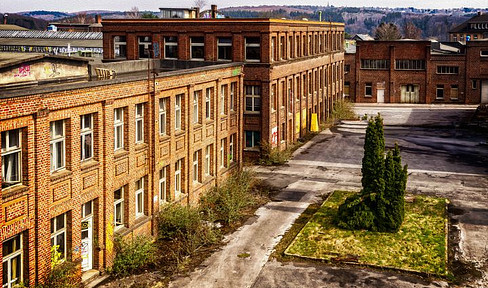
285, 191, 448, 275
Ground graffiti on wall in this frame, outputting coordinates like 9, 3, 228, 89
0, 45, 103, 55
14, 64, 31, 78
44, 63, 60, 78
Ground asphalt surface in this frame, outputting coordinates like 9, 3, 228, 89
169, 105, 488, 288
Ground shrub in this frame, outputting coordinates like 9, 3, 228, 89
331, 99, 357, 121
110, 235, 156, 278
37, 246, 79, 288
200, 170, 258, 224
259, 141, 292, 166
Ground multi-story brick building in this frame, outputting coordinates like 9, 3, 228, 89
101, 18, 345, 158
0, 53, 243, 287
345, 40, 488, 104
449, 12, 488, 43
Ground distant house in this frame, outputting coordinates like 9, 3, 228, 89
158, 7, 200, 18
351, 34, 374, 41
48, 15, 102, 32
449, 11, 488, 42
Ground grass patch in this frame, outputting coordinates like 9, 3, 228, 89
237, 252, 251, 258
285, 190, 448, 276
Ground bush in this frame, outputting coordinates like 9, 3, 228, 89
331, 99, 357, 121
110, 235, 156, 278
35, 246, 79, 288
200, 170, 258, 224
258, 141, 292, 166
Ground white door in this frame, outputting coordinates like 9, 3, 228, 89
482, 80, 488, 103
81, 217, 93, 271
377, 89, 384, 103
401, 85, 419, 103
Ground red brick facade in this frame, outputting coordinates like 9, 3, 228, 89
101, 18, 345, 158
345, 40, 488, 104
0, 62, 243, 286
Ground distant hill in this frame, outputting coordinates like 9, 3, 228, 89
18, 10, 72, 21
1, 13, 48, 30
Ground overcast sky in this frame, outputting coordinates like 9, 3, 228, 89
1, 0, 486, 13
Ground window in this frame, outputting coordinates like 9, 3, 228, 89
164, 36, 178, 59
220, 85, 227, 115
245, 131, 260, 148
1, 129, 21, 188
436, 85, 444, 99
245, 37, 260, 62
281, 81, 286, 107
360, 59, 390, 70
50, 120, 65, 172
135, 177, 144, 218
437, 66, 459, 74
193, 151, 200, 183
80, 114, 93, 161
472, 80, 478, 89
288, 79, 293, 108
114, 188, 124, 229
217, 37, 232, 61
2, 234, 23, 288
114, 108, 124, 151
280, 36, 285, 59
220, 139, 226, 168
281, 123, 285, 142
159, 166, 168, 203
245, 85, 261, 112
135, 104, 144, 143
193, 90, 201, 124
481, 50, 488, 57
229, 134, 235, 163
138, 36, 152, 59
175, 159, 182, 195
81, 200, 93, 219
190, 36, 205, 60
271, 84, 276, 111
271, 37, 276, 61
451, 85, 459, 100
395, 59, 426, 70
205, 88, 212, 120
365, 83, 372, 97
114, 36, 127, 59
205, 145, 212, 176
344, 64, 350, 73
230, 82, 236, 111
175, 94, 183, 130
159, 98, 167, 135
51, 213, 67, 260
344, 82, 350, 97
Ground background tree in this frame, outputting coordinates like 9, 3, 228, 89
193, 0, 207, 10
141, 12, 158, 19
375, 23, 402, 40
126, 7, 140, 19
402, 21, 422, 39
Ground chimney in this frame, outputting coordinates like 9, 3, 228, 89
211, 5, 217, 19
3, 14, 8, 25
96, 15, 102, 24
478, 11, 482, 16
195, 7, 200, 18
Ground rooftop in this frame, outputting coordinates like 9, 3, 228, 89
0, 24, 29, 31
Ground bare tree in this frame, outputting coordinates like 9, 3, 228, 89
375, 23, 402, 41
402, 21, 422, 39
193, 0, 207, 10
126, 7, 140, 19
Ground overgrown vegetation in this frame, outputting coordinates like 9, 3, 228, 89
110, 235, 156, 278
286, 190, 448, 275
336, 114, 408, 232
35, 246, 80, 288
331, 99, 357, 121
258, 141, 294, 166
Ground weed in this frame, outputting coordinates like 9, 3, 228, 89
110, 235, 156, 278
331, 98, 357, 121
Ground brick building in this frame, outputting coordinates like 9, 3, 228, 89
449, 12, 488, 43
101, 18, 345, 158
345, 40, 488, 104
0, 53, 243, 286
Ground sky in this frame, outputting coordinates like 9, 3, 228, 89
1, 0, 487, 13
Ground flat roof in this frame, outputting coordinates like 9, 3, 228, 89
102, 18, 344, 27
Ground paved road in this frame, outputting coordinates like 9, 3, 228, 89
169, 107, 488, 288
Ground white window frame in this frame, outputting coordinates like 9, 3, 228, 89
245, 85, 261, 112
175, 159, 182, 196
230, 82, 236, 112
205, 145, 211, 176
51, 213, 67, 261
1, 129, 22, 188
245, 37, 261, 62
220, 85, 226, 115
365, 83, 372, 97
229, 134, 234, 163
220, 139, 225, 168
190, 36, 205, 60
114, 36, 127, 59
135, 103, 144, 143
193, 90, 200, 124
80, 114, 94, 161
159, 98, 167, 135
114, 187, 124, 229
205, 88, 212, 120
193, 151, 199, 183
175, 94, 182, 131
2, 234, 23, 288
114, 108, 124, 151
135, 177, 144, 218
50, 120, 65, 172
159, 167, 167, 203
164, 36, 178, 59
217, 37, 232, 61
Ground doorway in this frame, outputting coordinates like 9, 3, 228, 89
81, 201, 94, 272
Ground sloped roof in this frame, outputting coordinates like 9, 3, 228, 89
352, 34, 374, 41
0, 30, 102, 40
0, 24, 29, 31
0, 52, 90, 69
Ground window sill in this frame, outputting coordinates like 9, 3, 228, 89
205, 119, 214, 124
114, 149, 129, 160
193, 123, 203, 129
364, 95, 372, 98
159, 135, 171, 143
244, 111, 261, 115
2, 184, 29, 200
135, 142, 148, 152
81, 159, 100, 171
50, 169, 73, 182
244, 147, 260, 152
